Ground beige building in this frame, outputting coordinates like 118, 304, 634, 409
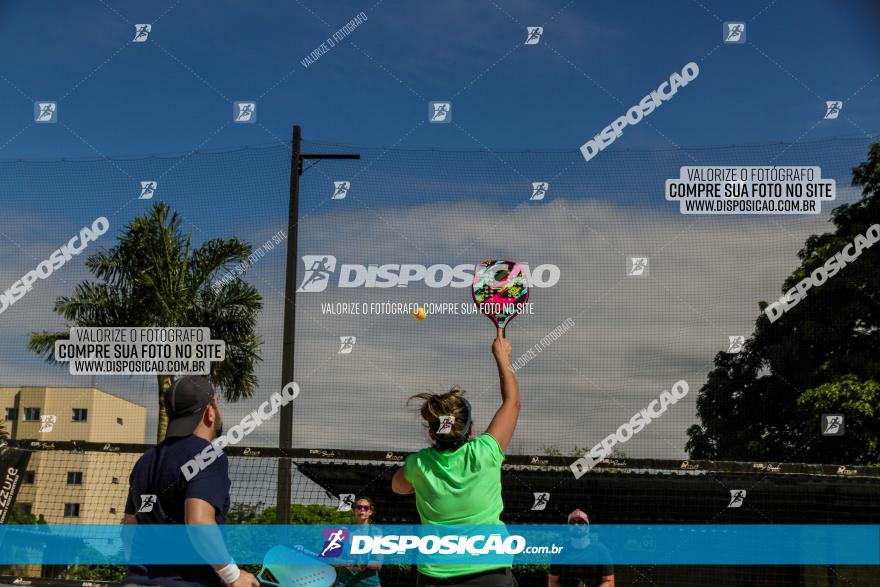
0, 386, 147, 524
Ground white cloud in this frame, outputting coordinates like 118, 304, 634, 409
0, 185, 867, 458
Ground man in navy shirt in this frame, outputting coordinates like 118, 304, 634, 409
121, 376, 258, 587
547, 509, 614, 587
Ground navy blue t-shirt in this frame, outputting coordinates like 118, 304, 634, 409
122, 435, 231, 587
548, 540, 614, 587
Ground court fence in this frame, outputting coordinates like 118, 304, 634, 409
1, 441, 879, 586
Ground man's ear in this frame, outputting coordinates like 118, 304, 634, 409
203, 401, 216, 426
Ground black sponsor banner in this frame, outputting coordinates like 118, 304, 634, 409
6, 440, 879, 478
0, 445, 32, 524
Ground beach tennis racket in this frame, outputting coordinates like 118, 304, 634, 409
257, 545, 337, 587
472, 260, 530, 336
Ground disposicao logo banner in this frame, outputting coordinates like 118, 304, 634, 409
0, 525, 878, 565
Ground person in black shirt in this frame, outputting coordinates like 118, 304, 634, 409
547, 509, 614, 587
121, 376, 258, 587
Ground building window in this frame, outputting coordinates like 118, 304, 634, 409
16, 503, 32, 515
72, 408, 88, 422
63, 503, 80, 518
67, 471, 83, 485
117, 417, 124, 425
23, 471, 35, 484
24, 407, 41, 421
4, 407, 17, 421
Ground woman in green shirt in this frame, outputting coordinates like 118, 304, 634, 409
392, 330, 520, 586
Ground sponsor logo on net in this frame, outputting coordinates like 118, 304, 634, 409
297, 256, 560, 292
765, 223, 880, 323
0, 217, 109, 315
319, 529, 562, 557
309, 449, 337, 458
0, 467, 23, 523
580, 62, 699, 162
571, 380, 689, 478
181, 382, 300, 480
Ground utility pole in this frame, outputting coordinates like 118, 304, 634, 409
276, 125, 359, 523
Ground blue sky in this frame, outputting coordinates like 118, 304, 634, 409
0, 1, 878, 457
0, 0, 877, 159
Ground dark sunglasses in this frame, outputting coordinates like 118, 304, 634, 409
353, 504, 372, 512
568, 520, 588, 525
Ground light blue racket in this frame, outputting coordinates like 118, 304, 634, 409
257, 545, 337, 587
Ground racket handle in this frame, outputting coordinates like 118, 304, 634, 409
497, 327, 505, 339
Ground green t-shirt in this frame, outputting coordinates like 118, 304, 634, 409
403, 433, 509, 578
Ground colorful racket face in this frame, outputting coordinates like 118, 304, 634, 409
257, 545, 337, 587
472, 260, 530, 333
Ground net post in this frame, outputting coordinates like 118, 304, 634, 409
276, 124, 301, 524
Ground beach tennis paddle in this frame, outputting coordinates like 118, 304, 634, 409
472, 260, 530, 336
257, 545, 337, 587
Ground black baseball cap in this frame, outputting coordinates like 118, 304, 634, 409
164, 376, 216, 437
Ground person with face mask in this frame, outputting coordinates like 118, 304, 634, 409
547, 510, 614, 587
121, 376, 259, 587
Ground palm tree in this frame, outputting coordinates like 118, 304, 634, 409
28, 202, 263, 441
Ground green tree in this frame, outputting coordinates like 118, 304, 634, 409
64, 546, 126, 582
65, 564, 127, 582
228, 502, 352, 525
0, 508, 47, 577
28, 202, 264, 441
796, 375, 880, 462
687, 144, 880, 464
7, 506, 46, 524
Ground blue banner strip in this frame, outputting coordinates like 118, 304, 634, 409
0, 525, 878, 565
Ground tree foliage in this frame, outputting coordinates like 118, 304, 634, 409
27, 202, 264, 441
687, 144, 880, 464
227, 501, 353, 525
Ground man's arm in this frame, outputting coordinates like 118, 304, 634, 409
391, 467, 414, 494
485, 330, 520, 451
184, 498, 258, 587
599, 548, 615, 586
